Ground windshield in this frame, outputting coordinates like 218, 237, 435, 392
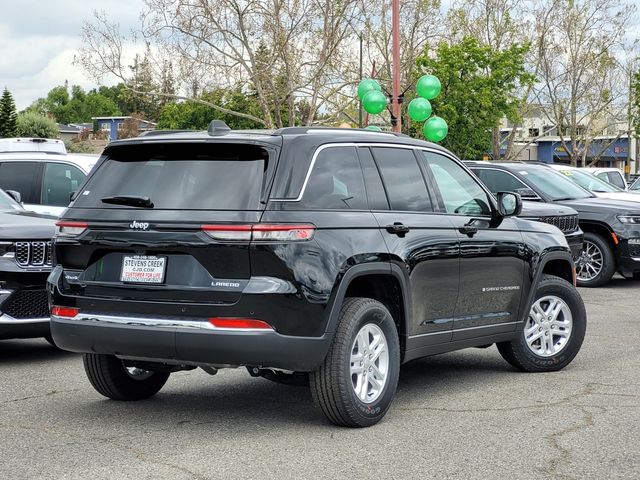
555, 168, 622, 193
0, 189, 22, 211
515, 167, 593, 200
73, 143, 270, 210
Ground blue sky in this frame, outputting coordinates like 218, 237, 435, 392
0, 0, 142, 110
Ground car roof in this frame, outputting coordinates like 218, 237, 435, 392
109, 124, 449, 153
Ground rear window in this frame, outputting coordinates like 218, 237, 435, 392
73, 143, 270, 210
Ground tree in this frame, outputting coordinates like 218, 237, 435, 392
26, 85, 121, 124
16, 112, 59, 138
78, 2, 364, 128
0, 88, 18, 137
415, 37, 533, 159
534, 0, 634, 167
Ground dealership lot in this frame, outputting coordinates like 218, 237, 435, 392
1, 279, 638, 480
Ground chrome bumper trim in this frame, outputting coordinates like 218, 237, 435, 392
0, 313, 49, 325
52, 313, 275, 333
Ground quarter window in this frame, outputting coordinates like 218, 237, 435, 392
422, 152, 491, 216
372, 147, 431, 212
298, 147, 367, 210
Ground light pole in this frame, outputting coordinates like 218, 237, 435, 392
391, 0, 401, 133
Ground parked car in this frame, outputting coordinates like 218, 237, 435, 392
467, 161, 640, 287
50, 122, 586, 427
548, 165, 640, 202
0, 188, 56, 342
584, 167, 627, 190
0, 138, 98, 216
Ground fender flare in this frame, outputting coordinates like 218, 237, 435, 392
520, 249, 575, 327
323, 262, 411, 335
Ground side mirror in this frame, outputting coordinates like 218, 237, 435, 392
514, 187, 538, 200
70, 190, 78, 202
6, 190, 22, 204
497, 191, 522, 217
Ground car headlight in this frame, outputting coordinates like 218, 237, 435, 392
617, 215, 640, 224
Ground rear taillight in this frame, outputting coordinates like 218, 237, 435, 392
208, 317, 273, 330
51, 306, 80, 318
201, 223, 315, 242
55, 221, 88, 237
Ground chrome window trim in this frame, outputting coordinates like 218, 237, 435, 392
271, 142, 450, 202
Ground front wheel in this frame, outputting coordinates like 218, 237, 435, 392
575, 232, 615, 287
83, 353, 170, 401
498, 274, 586, 372
310, 297, 400, 428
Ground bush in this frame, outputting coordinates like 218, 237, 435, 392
65, 140, 96, 154
16, 112, 59, 138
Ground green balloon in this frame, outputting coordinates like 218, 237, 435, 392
423, 116, 448, 142
362, 90, 388, 115
416, 75, 441, 100
408, 98, 432, 122
357, 79, 382, 100
366, 125, 382, 131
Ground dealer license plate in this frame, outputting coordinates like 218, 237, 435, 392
121, 255, 166, 284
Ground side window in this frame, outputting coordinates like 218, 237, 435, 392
42, 163, 87, 207
607, 172, 625, 189
356, 148, 388, 210
298, 146, 367, 209
0, 162, 39, 203
422, 152, 491, 216
473, 168, 529, 194
372, 147, 432, 212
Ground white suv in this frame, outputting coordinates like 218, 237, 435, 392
0, 138, 98, 216
584, 167, 627, 190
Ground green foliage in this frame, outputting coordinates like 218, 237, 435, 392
415, 36, 534, 159
0, 88, 18, 137
157, 88, 263, 130
65, 141, 96, 153
16, 112, 59, 138
26, 85, 121, 124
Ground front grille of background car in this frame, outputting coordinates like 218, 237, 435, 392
14, 241, 52, 267
0, 289, 49, 319
535, 215, 579, 233
629, 243, 640, 258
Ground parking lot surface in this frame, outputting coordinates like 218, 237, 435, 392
1, 278, 638, 480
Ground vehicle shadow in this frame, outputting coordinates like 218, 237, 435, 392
0, 339, 76, 364
70, 349, 513, 430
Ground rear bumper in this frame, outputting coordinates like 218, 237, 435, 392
51, 313, 333, 371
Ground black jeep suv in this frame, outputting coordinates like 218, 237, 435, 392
467, 161, 640, 287
49, 123, 586, 427
0, 189, 56, 341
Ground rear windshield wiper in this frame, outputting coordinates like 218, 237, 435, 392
101, 195, 154, 208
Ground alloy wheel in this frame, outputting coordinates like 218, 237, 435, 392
576, 240, 603, 282
350, 323, 389, 403
524, 295, 573, 357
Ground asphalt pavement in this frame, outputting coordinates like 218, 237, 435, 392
1, 277, 638, 479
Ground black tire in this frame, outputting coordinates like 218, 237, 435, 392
83, 353, 170, 401
498, 274, 586, 372
576, 232, 615, 287
310, 297, 400, 428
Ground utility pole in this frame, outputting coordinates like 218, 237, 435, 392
391, 0, 401, 133
359, 34, 364, 128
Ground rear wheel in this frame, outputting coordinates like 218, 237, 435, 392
498, 274, 586, 372
310, 297, 400, 428
83, 353, 170, 401
575, 232, 615, 287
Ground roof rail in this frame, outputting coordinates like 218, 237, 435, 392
273, 126, 404, 136
138, 129, 196, 137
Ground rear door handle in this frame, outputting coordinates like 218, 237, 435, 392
385, 222, 410, 236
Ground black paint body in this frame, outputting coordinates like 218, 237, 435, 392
49, 130, 575, 370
